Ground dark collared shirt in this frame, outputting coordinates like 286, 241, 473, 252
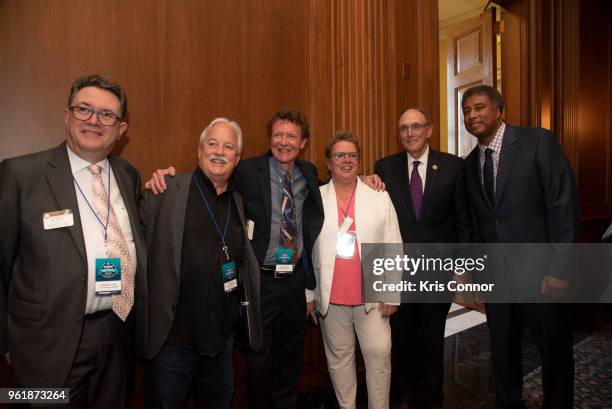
168, 168, 243, 356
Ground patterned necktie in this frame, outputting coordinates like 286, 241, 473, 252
483, 148, 495, 204
88, 164, 134, 321
280, 170, 298, 261
410, 161, 423, 220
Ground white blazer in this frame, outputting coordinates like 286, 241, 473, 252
306, 177, 403, 316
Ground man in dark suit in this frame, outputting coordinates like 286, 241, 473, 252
0, 74, 146, 408
233, 110, 324, 409
140, 117, 262, 409
375, 108, 471, 409
462, 85, 579, 409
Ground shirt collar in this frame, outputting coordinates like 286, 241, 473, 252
194, 167, 235, 194
269, 154, 297, 178
407, 145, 429, 167
66, 144, 110, 175
478, 122, 505, 154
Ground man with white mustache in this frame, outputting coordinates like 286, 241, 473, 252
140, 118, 262, 409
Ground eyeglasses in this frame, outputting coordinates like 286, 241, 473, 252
69, 105, 121, 126
331, 152, 359, 161
398, 123, 430, 134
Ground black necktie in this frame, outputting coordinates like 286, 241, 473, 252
483, 148, 495, 204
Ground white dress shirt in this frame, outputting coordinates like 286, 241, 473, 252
407, 145, 429, 193
67, 146, 137, 314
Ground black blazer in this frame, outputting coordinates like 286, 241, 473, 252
0, 143, 147, 387
464, 125, 580, 289
233, 152, 324, 290
375, 148, 471, 244
139, 173, 263, 359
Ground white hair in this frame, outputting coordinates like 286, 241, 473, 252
198, 117, 243, 154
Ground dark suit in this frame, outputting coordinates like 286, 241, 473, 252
375, 149, 471, 406
464, 125, 579, 409
139, 172, 263, 359
0, 143, 146, 403
234, 152, 324, 409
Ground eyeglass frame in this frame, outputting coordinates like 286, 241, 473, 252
68, 105, 122, 126
329, 151, 360, 161
398, 122, 431, 134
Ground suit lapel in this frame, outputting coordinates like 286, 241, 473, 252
256, 154, 273, 234
391, 153, 417, 221
494, 126, 517, 209
466, 147, 492, 212
170, 173, 191, 281
45, 144, 86, 261
296, 159, 324, 215
421, 149, 440, 220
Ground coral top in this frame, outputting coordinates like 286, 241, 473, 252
329, 194, 363, 305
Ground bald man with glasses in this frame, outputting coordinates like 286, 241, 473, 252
375, 108, 471, 409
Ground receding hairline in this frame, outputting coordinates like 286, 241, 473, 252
399, 108, 432, 126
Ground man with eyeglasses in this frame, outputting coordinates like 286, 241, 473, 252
0, 74, 146, 408
375, 108, 471, 409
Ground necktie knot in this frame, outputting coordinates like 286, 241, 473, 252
412, 160, 421, 169
485, 148, 494, 159
88, 164, 102, 177
283, 170, 292, 184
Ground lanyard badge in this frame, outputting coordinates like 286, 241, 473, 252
95, 257, 122, 295
336, 183, 357, 259
193, 173, 238, 293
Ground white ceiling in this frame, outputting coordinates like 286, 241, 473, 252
439, 0, 487, 24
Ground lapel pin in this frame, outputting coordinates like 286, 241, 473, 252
432, 164, 438, 170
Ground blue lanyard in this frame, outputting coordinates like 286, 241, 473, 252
338, 181, 357, 220
193, 173, 232, 260
73, 165, 112, 241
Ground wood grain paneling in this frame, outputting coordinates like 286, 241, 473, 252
577, 0, 612, 222
0, 0, 442, 405
500, 0, 612, 235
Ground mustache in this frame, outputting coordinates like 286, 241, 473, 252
209, 154, 228, 164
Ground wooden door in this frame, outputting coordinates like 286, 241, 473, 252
446, 8, 497, 157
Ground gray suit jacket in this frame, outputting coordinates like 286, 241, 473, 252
0, 143, 147, 387
139, 172, 263, 359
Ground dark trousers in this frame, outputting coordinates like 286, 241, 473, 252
391, 302, 451, 405
246, 271, 306, 409
36, 311, 132, 409
143, 337, 234, 409
485, 303, 574, 409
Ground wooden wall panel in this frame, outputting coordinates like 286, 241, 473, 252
395, 0, 440, 151
577, 0, 612, 221
0, 0, 440, 404
501, 0, 612, 236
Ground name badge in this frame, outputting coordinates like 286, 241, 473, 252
336, 231, 356, 259
42, 209, 74, 230
339, 216, 353, 234
221, 260, 238, 293
95, 258, 122, 295
275, 247, 294, 275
